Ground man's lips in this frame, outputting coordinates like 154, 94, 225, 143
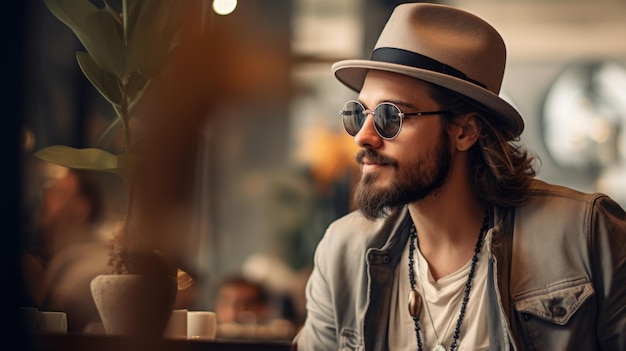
356, 149, 395, 167
361, 161, 385, 173
360, 157, 376, 166
356, 150, 396, 175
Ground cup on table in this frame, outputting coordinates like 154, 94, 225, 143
187, 311, 217, 340
164, 309, 188, 339
38, 311, 67, 334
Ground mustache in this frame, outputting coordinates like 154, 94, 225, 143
356, 148, 396, 167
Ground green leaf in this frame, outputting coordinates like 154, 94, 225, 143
76, 10, 126, 77
34, 145, 133, 178
76, 51, 123, 106
43, 0, 97, 31
126, 72, 151, 114
125, 0, 164, 73
144, 3, 184, 77
103, 0, 123, 27
123, 0, 144, 44
126, 0, 182, 76
138, 34, 178, 79
43, 0, 126, 76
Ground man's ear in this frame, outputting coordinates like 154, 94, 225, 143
453, 113, 480, 152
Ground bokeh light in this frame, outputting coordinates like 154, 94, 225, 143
213, 0, 237, 15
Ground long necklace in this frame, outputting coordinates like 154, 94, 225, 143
416, 258, 461, 351
407, 214, 489, 351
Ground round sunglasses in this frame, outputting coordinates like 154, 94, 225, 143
340, 100, 449, 139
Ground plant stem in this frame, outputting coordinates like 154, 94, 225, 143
114, 75, 137, 274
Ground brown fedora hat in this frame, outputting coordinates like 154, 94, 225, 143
332, 3, 524, 137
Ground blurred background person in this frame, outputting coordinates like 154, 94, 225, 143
214, 275, 273, 326
213, 274, 297, 340
21, 166, 120, 333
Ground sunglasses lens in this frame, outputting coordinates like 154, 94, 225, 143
374, 104, 401, 139
341, 101, 366, 136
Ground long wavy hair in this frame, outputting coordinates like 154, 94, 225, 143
427, 83, 539, 207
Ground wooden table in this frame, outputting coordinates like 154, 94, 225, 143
30, 334, 295, 351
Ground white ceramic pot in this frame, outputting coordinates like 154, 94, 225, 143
90, 274, 178, 337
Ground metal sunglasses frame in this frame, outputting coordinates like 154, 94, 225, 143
340, 100, 448, 140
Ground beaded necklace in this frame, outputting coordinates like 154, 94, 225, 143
407, 214, 489, 351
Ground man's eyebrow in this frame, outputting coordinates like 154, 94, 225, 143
388, 99, 432, 111
388, 100, 415, 108
358, 99, 418, 109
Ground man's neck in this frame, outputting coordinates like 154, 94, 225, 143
407, 178, 486, 280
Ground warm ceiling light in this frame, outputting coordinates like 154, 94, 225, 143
213, 0, 237, 15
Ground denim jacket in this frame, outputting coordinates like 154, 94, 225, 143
294, 180, 626, 350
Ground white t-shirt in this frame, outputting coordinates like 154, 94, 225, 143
388, 229, 492, 351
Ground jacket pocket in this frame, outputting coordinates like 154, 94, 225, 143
514, 278, 594, 325
513, 279, 596, 350
339, 328, 364, 351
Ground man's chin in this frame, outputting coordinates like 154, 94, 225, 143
361, 169, 393, 187
358, 183, 388, 199
354, 187, 396, 220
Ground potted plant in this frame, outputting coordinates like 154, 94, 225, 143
35, 0, 186, 336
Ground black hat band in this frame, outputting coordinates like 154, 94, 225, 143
371, 47, 487, 89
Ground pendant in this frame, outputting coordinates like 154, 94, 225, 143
408, 289, 422, 317
433, 345, 446, 351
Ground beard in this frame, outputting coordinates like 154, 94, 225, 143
353, 129, 453, 220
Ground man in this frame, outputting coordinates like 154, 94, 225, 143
294, 3, 625, 351
22, 168, 113, 333
214, 275, 273, 326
